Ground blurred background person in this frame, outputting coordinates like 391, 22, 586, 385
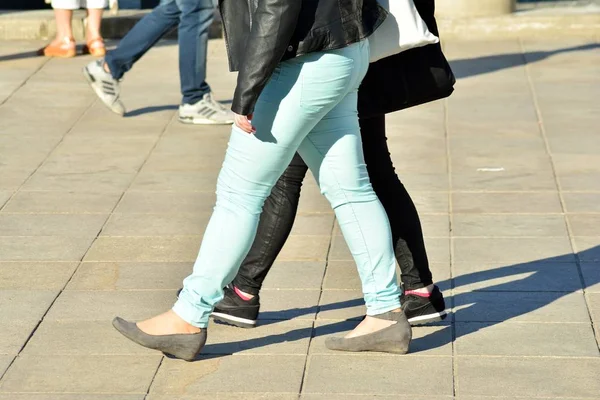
43, 0, 107, 58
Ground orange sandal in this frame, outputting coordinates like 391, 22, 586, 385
42, 36, 76, 58
83, 37, 106, 57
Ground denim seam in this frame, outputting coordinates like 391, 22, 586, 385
303, 134, 378, 305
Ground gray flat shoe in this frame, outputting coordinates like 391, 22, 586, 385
112, 317, 207, 361
325, 310, 412, 354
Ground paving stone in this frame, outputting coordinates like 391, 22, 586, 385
317, 290, 366, 321
129, 170, 220, 192
0, 355, 161, 393
574, 237, 600, 262
0, 169, 34, 190
23, 171, 137, 192
261, 261, 326, 290
329, 235, 449, 264
0, 262, 78, 290
149, 355, 305, 395
101, 213, 210, 236
582, 263, 600, 292
0, 290, 57, 354
297, 185, 332, 213
45, 290, 176, 322
455, 322, 599, 356
22, 320, 156, 356
453, 237, 574, 263
322, 261, 363, 290
0, 356, 13, 378
456, 357, 600, 398
395, 172, 449, 191
148, 395, 297, 400
452, 191, 563, 213
454, 292, 591, 323
451, 168, 558, 191
289, 214, 335, 236
2, 191, 122, 214
563, 192, 600, 213
410, 191, 449, 214
203, 319, 312, 355
0, 214, 108, 237
310, 320, 452, 356
0, 191, 12, 209
302, 396, 450, 400
417, 214, 450, 237
303, 355, 453, 395
0, 395, 145, 400
142, 153, 227, 172
278, 235, 330, 261
0, 319, 39, 355
67, 262, 191, 290
589, 293, 600, 325
258, 290, 320, 321
452, 214, 568, 237
453, 262, 582, 292
114, 192, 216, 214
568, 214, 600, 236
559, 172, 600, 191
84, 236, 201, 262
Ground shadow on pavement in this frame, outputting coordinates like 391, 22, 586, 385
450, 43, 600, 79
200, 245, 599, 359
125, 104, 179, 117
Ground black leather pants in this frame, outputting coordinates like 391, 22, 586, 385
232, 115, 434, 294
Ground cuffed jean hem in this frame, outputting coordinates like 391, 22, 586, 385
172, 297, 210, 329
366, 298, 402, 316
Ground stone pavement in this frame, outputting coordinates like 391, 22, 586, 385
0, 36, 599, 399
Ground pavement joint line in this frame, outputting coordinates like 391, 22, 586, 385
519, 37, 600, 352
0, 54, 50, 108
298, 214, 336, 397
444, 95, 459, 398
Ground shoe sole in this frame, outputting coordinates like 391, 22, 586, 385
407, 310, 447, 326
82, 66, 125, 116
211, 312, 257, 329
178, 116, 233, 125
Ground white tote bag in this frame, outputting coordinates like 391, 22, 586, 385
368, 0, 440, 63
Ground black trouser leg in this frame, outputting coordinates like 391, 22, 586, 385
233, 115, 434, 294
360, 115, 433, 289
232, 153, 309, 295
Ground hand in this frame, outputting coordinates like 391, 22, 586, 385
234, 113, 255, 134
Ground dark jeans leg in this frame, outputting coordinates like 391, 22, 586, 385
360, 114, 433, 290
105, 0, 181, 80
176, 0, 214, 104
232, 153, 309, 295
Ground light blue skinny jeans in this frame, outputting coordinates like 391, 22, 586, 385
173, 41, 401, 328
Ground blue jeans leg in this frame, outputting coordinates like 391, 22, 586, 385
176, 0, 214, 105
105, 0, 181, 80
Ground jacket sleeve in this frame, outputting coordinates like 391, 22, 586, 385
231, 0, 302, 116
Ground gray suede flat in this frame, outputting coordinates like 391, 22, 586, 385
325, 310, 412, 354
112, 317, 207, 361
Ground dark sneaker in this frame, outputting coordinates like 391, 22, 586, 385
401, 285, 447, 325
211, 284, 260, 328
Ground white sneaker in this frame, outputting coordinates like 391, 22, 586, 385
83, 59, 126, 116
179, 93, 234, 125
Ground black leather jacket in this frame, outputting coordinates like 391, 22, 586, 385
219, 0, 386, 115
